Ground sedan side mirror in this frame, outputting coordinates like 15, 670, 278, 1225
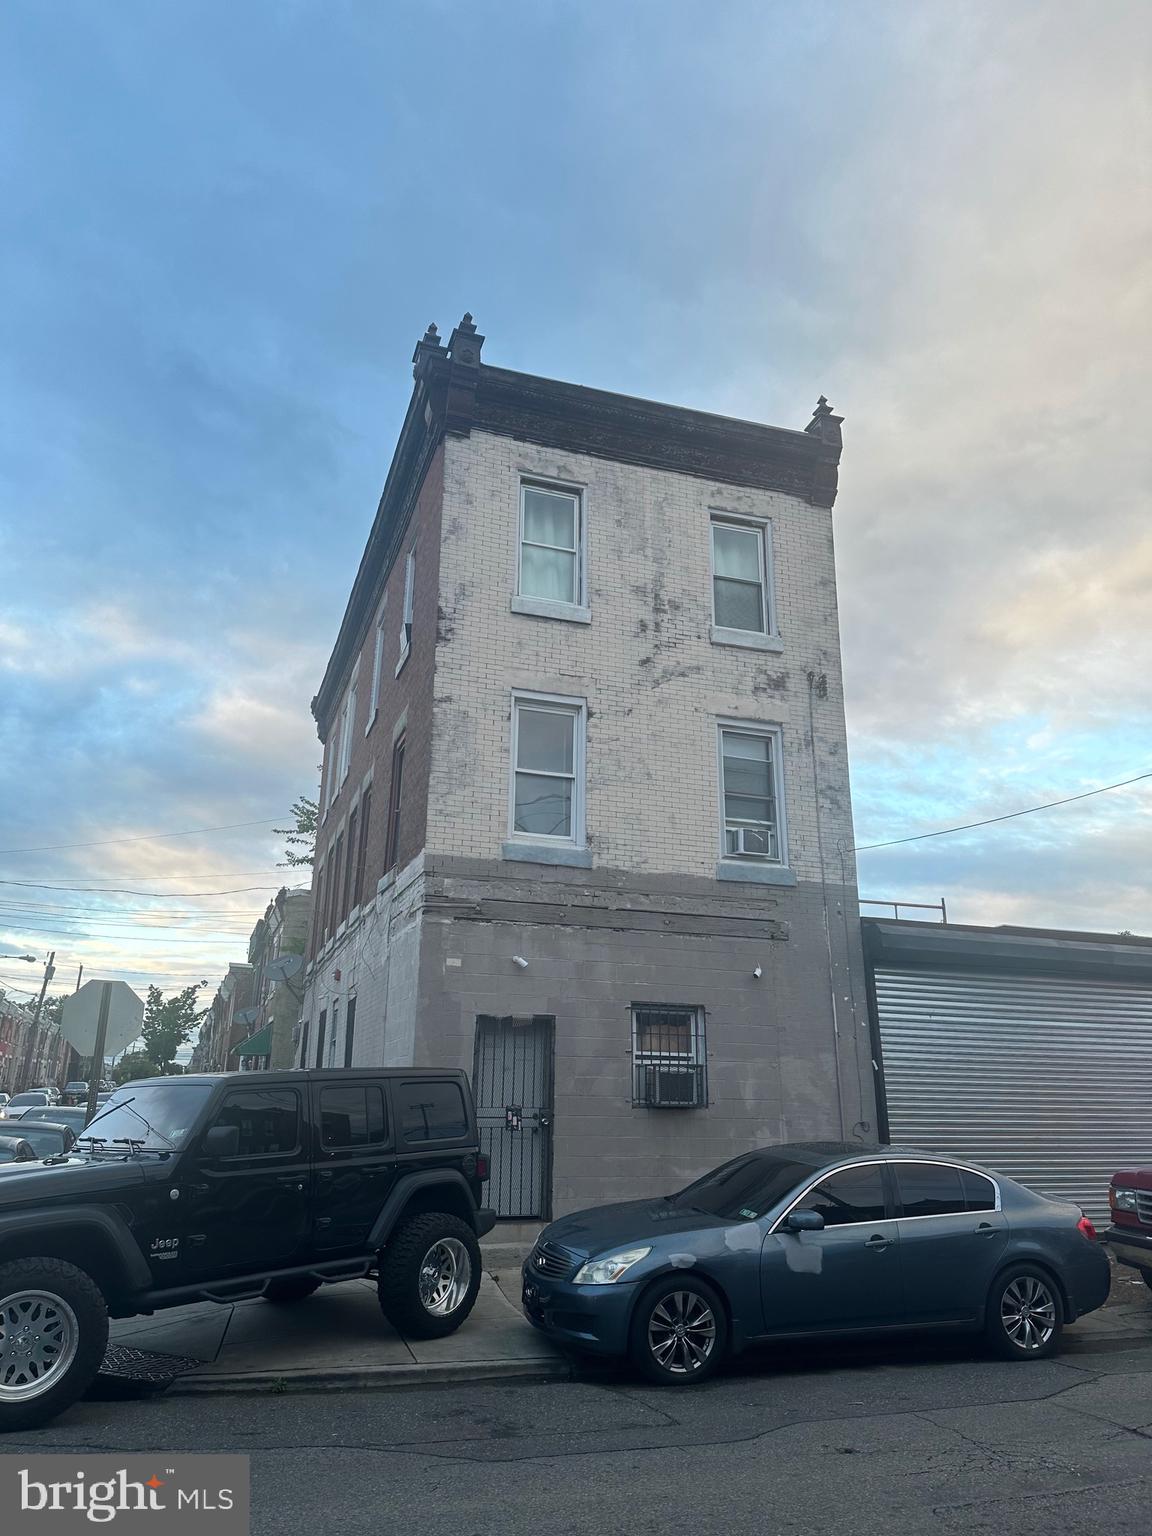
785, 1209, 825, 1233
203, 1124, 240, 1159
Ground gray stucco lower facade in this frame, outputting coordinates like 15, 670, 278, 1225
301, 854, 874, 1218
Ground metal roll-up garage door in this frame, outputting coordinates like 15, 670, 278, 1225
874, 967, 1152, 1223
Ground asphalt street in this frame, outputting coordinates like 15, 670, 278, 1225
6, 1307, 1152, 1536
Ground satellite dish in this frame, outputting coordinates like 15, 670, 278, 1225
233, 1007, 260, 1027
265, 953, 304, 984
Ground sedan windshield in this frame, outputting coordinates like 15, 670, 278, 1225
17, 1125, 68, 1157
6, 1094, 48, 1109
80, 1083, 213, 1150
672, 1151, 812, 1221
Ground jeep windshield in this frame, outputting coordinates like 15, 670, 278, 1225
79, 1083, 213, 1150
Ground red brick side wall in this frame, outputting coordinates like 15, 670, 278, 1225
308, 445, 444, 958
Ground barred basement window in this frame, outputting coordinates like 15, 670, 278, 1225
632, 1005, 707, 1108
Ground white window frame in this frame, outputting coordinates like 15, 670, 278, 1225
395, 548, 416, 674
709, 515, 780, 650
322, 736, 338, 820
366, 598, 387, 733
716, 720, 787, 865
512, 479, 590, 624
508, 690, 586, 849
338, 664, 358, 785
631, 1005, 705, 1067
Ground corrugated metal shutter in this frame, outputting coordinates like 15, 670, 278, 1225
875, 967, 1152, 1223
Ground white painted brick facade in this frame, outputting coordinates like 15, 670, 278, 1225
429, 430, 857, 886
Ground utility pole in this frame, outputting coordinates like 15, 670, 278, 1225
19, 949, 56, 1091
84, 983, 112, 1127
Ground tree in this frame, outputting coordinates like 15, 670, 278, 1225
275, 795, 319, 867
112, 1050, 160, 1086
140, 983, 207, 1073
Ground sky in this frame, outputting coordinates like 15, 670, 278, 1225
0, 0, 1149, 1025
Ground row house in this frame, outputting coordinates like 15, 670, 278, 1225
0, 992, 67, 1094
300, 317, 875, 1220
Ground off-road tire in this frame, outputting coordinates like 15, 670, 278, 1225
628, 1275, 729, 1386
0, 1257, 109, 1432
985, 1264, 1064, 1360
377, 1212, 482, 1339
262, 1276, 322, 1305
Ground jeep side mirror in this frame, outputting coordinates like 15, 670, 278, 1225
203, 1124, 240, 1159
785, 1209, 825, 1233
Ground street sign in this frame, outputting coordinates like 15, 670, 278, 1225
60, 979, 144, 1059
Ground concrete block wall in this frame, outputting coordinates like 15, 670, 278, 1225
414, 869, 873, 1215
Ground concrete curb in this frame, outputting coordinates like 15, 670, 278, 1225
167, 1355, 571, 1396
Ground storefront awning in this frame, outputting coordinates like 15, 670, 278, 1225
233, 1025, 271, 1058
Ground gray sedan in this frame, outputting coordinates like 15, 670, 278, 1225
522, 1142, 1112, 1384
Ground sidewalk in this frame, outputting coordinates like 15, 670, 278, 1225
105, 1273, 566, 1394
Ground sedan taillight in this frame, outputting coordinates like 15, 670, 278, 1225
1077, 1215, 1098, 1242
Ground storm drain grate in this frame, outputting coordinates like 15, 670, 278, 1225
98, 1345, 204, 1384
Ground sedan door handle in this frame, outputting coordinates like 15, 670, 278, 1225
864, 1233, 891, 1251
975, 1222, 998, 1237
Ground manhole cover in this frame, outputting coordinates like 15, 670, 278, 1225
98, 1345, 203, 1384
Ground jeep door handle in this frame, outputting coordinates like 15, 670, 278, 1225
277, 1178, 305, 1191
864, 1233, 891, 1251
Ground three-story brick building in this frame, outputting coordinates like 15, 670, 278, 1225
301, 317, 875, 1218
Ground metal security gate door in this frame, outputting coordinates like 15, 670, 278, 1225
473, 1015, 554, 1220
874, 967, 1152, 1223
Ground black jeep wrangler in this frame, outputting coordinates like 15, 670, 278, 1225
0, 1069, 494, 1430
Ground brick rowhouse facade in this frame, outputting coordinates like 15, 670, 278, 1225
300, 317, 875, 1218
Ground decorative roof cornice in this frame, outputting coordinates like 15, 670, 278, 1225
313, 317, 843, 730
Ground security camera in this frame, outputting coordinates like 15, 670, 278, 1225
512, 955, 529, 969
753, 965, 762, 979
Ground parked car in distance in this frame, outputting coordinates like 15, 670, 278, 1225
17, 1106, 92, 1135
522, 1142, 1111, 1384
62, 1080, 90, 1104
0, 1136, 37, 1165
1104, 1166, 1152, 1290
0, 1094, 9, 1109
14, 1122, 77, 1158
0, 1091, 50, 1120
0, 1068, 494, 1431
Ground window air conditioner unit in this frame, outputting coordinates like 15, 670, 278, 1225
642, 1065, 702, 1108
726, 827, 772, 858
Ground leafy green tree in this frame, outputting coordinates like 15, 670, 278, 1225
276, 795, 318, 867
140, 983, 207, 1073
112, 1050, 161, 1086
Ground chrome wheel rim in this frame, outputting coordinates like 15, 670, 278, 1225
418, 1239, 471, 1316
647, 1290, 717, 1375
1001, 1275, 1056, 1351
0, 1290, 80, 1402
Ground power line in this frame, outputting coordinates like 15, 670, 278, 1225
0, 880, 283, 897
0, 818, 283, 856
0, 870, 291, 883
0, 923, 251, 945
854, 770, 1152, 853
0, 905, 252, 925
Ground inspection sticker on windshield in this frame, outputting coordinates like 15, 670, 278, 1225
739, 1207, 758, 1220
